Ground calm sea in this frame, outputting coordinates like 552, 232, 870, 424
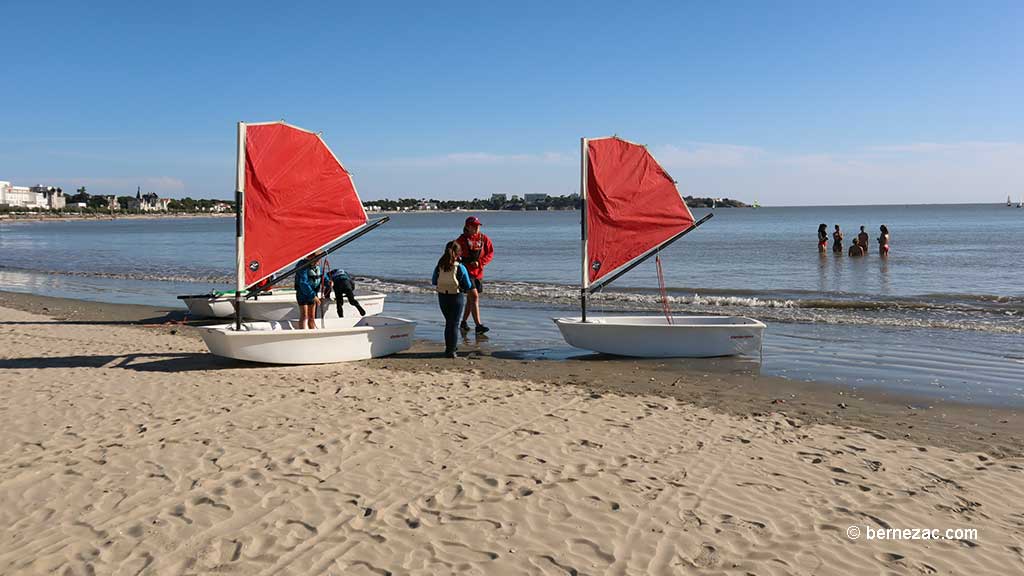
1, 205, 1022, 405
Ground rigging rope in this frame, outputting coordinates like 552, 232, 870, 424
655, 252, 673, 325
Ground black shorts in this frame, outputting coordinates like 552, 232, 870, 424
471, 278, 483, 293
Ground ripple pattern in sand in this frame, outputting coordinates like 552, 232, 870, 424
1, 305, 1022, 575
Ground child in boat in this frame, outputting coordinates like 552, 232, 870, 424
295, 251, 324, 329
326, 268, 365, 317
832, 225, 844, 254
432, 240, 474, 358
817, 224, 828, 253
878, 225, 890, 256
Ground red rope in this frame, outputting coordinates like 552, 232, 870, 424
656, 253, 673, 325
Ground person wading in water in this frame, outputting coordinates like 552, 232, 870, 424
456, 216, 494, 334
857, 226, 870, 254
878, 224, 890, 256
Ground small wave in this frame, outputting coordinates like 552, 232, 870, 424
2, 266, 1021, 335
0, 265, 233, 285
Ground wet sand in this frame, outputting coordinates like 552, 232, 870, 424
2, 290, 1021, 458
1, 291, 1023, 574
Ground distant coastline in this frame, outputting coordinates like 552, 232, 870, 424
0, 212, 234, 223
0, 195, 752, 223
366, 197, 750, 214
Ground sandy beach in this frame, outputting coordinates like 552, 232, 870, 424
1, 294, 1022, 575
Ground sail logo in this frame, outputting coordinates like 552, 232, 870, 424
248, 260, 260, 272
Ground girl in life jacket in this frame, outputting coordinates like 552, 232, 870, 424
432, 241, 474, 358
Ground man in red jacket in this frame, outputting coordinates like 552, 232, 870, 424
456, 216, 494, 334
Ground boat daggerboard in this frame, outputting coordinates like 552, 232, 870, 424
240, 122, 368, 289
584, 137, 695, 286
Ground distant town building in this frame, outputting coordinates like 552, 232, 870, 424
103, 195, 119, 211
511, 195, 521, 202
524, 193, 549, 205
416, 200, 438, 211
491, 193, 507, 203
31, 185, 65, 210
209, 202, 231, 213
127, 187, 171, 211
1, 183, 40, 208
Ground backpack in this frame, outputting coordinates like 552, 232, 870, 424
436, 264, 461, 294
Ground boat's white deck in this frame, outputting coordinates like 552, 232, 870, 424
211, 315, 411, 335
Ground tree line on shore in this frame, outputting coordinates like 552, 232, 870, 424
365, 194, 749, 211
2, 188, 749, 215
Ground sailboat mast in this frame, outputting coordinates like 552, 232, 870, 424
580, 137, 589, 322
234, 122, 247, 331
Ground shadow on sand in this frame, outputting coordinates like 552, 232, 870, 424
0, 352, 258, 372
0, 310, 221, 328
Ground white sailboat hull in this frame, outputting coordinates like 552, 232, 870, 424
199, 315, 415, 364
180, 295, 236, 318
244, 292, 385, 321
554, 315, 766, 358
182, 291, 386, 320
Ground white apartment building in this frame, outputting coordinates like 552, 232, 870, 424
4, 184, 36, 207
0, 181, 65, 209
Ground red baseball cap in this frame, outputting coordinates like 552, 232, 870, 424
465, 216, 481, 226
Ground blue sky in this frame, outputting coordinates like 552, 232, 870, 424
2, 0, 1021, 205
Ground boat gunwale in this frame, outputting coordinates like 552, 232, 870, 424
553, 316, 767, 329
184, 291, 386, 303
201, 316, 416, 338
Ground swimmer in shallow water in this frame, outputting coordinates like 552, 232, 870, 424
832, 224, 844, 254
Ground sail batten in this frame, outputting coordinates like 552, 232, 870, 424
241, 122, 367, 288
584, 137, 695, 285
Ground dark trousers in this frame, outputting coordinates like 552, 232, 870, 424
437, 292, 465, 354
332, 280, 366, 317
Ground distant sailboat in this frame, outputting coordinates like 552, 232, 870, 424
1018, 196, 1023, 208
1009, 195, 1014, 207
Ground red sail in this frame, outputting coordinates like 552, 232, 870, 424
586, 137, 694, 284
243, 122, 367, 287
